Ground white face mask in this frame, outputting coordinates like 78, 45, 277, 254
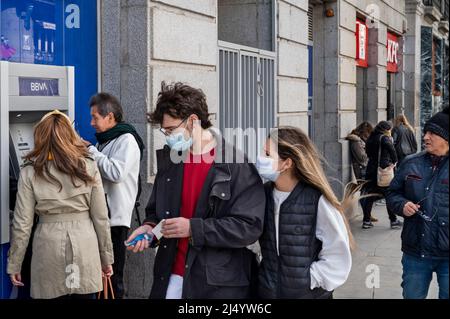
165, 131, 193, 151
255, 156, 280, 182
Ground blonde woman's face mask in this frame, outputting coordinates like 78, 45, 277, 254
256, 139, 291, 182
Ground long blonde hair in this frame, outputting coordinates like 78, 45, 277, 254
270, 126, 356, 250
24, 110, 94, 191
394, 114, 414, 133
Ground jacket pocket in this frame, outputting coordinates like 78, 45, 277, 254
401, 221, 419, 247
404, 177, 423, 201
206, 248, 250, 287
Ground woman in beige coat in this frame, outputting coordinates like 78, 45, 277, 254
7, 110, 114, 299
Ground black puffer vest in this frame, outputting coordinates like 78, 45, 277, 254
258, 182, 332, 299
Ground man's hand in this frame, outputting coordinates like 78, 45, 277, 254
126, 224, 153, 253
162, 218, 191, 239
403, 201, 420, 217
81, 138, 92, 147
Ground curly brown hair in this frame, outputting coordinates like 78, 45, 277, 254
148, 81, 212, 129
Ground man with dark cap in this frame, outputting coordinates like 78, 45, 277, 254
387, 107, 449, 299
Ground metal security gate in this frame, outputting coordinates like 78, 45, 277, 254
218, 41, 275, 162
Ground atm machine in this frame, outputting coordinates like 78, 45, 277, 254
0, 61, 74, 298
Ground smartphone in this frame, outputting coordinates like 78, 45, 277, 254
124, 233, 152, 247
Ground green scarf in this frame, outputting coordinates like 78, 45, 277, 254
95, 123, 145, 160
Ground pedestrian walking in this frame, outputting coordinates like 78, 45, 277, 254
361, 121, 402, 229
387, 107, 449, 299
126, 82, 265, 299
256, 126, 353, 299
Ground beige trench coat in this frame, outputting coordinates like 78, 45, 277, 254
7, 157, 114, 299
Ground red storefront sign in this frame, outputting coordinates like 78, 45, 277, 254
387, 32, 399, 73
356, 19, 368, 68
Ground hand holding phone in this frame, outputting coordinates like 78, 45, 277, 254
124, 233, 153, 247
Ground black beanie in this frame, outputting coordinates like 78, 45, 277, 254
424, 107, 449, 141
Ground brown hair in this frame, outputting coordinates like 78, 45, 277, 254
270, 126, 356, 249
394, 114, 414, 133
351, 121, 373, 141
148, 81, 212, 129
24, 111, 95, 191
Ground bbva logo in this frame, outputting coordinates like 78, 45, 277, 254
65, 4, 80, 29
30, 82, 48, 92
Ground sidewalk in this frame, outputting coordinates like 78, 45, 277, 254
334, 201, 439, 299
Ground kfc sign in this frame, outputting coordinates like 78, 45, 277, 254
356, 19, 368, 68
387, 32, 399, 73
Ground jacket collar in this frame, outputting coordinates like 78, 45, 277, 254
267, 181, 306, 208
155, 128, 235, 217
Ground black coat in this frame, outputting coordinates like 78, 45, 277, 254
143, 133, 266, 299
365, 129, 398, 182
258, 182, 332, 299
387, 152, 449, 259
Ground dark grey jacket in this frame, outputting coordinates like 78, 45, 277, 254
346, 134, 368, 180
144, 133, 266, 299
392, 124, 418, 163
258, 182, 332, 299
386, 152, 449, 259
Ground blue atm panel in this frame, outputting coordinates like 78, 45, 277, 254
1, 0, 98, 142
0, 0, 98, 299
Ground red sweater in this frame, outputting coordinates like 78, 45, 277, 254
171, 149, 215, 276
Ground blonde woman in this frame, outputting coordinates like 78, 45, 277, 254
255, 126, 354, 299
392, 114, 418, 164
7, 110, 114, 299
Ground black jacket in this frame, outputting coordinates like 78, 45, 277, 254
386, 152, 449, 259
143, 132, 266, 298
365, 129, 398, 182
258, 182, 332, 299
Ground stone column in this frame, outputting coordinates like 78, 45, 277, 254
404, 0, 424, 147
100, 0, 154, 299
366, 23, 388, 124
312, 0, 357, 198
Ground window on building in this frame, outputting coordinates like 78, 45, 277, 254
1, 0, 59, 64
356, 68, 368, 123
218, 1, 276, 160
218, 0, 274, 52
218, 45, 275, 161
387, 72, 396, 121
432, 37, 443, 97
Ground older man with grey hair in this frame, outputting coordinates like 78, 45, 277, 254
84, 93, 144, 298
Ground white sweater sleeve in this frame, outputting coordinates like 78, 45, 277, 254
310, 196, 352, 291
88, 134, 140, 183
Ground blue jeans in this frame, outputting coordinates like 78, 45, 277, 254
401, 253, 449, 299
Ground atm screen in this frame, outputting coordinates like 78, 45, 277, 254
9, 122, 35, 168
